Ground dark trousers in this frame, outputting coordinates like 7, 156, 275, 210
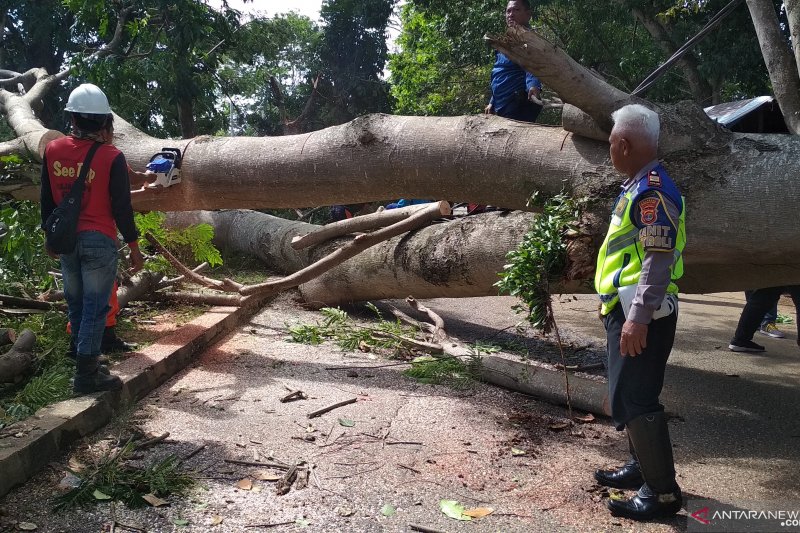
733, 286, 800, 343
604, 304, 678, 430
496, 94, 543, 123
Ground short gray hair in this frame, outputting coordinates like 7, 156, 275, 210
611, 104, 660, 146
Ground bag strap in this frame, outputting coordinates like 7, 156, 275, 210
66, 141, 102, 199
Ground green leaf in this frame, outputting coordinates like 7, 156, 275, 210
93, 489, 112, 501
381, 503, 396, 517
338, 418, 355, 427
295, 518, 311, 527
173, 518, 189, 526
439, 499, 472, 521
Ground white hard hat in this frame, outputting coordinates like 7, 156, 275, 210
64, 83, 112, 115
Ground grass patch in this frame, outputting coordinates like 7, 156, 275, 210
54, 440, 194, 511
403, 355, 481, 389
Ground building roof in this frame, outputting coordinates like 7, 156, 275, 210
703, 96, 774, 127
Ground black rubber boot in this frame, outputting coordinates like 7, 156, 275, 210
66, 338, 110, 372
595, 436, 643, 489
607, 412, 682, 521
73, 356, 122, 395
101, 326, 136, 353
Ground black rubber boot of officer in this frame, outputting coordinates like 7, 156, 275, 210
594, 436, 644, 490
73, 356, 122, 395
608, 412, 682, 521
101, 326, 136, 353
67, 338, 110, 372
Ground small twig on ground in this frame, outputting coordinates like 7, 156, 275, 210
109, 522, 147, 533
325, 362, 411, 371
397, 463, 421, 474
371, 330, 443, 354
386, 440, 423, 446
134, 432, 169, 450
181, 444, 206, 463
223, 459, 290, 470
307, 397, 358, 418
280, 390, 308, 403
244, 521, 296, 529
409, 524, 449, 533
275, 464, 298, 495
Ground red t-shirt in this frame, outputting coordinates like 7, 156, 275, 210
42, 136, 137, 243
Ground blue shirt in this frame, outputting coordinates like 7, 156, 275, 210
489, 52, 542, 116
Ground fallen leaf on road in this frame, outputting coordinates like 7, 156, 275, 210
439, 499, 472, 521
339, 418, 355, 427
548, 421, 571, 430
510, 447, 527, 456
463, 507, 494, 519
573, 413, 595, 423
236, 478, 253, 491
381, 504, 396, 517
173, 518, 189, 526
296, 518, 311, 528
336, 506, 355, 517
92, 489, 111, 501
608, 489, 626, 501
210, 515, 224, 526
17, 523, 37, 531
142, 493, 169, 507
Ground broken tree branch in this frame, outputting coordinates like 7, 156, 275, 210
371, 331, 444, 355
240, 201, 451, 297
0, 293, 55, 310
144, 232, 242, 292
406, 297, 447, 343
0, 329, 36, 383
291, 203, 436, 250
307, 397, 359, 419
145, 290, 243, 307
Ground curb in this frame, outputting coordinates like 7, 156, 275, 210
0, 294, 271, 499
480, 354, 608, 416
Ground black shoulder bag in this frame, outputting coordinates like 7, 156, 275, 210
44, 142, 102, 255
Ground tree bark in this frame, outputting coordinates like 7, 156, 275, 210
0, 329, 36, 384
746, 0, 800, 133
787, 0, 800, 79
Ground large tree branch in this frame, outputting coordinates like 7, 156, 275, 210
746, 0, 800, 134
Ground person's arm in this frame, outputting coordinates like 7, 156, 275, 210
127, 164, 154, 189
40, 154, 55, 229
39, 154, 59, 258
109, 154, 144, 272
526, 72, 543, 101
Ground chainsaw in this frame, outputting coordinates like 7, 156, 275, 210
145, 147, 182, 188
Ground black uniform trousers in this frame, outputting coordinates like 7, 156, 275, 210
733, 285, 800, 343
603, 303, 678, 430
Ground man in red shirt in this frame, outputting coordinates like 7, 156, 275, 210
41, 83, 144, 394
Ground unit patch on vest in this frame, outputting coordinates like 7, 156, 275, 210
638, 197, 660, 225
648, 170, 662, 188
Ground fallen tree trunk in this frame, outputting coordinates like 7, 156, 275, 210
0, 329, 36, 384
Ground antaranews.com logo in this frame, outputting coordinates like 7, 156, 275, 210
688, 500, 800, 532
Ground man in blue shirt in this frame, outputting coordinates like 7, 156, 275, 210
485, 0, 543, 122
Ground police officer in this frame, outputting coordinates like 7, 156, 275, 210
40, 83, 143, 394
593, 104, 686, 521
